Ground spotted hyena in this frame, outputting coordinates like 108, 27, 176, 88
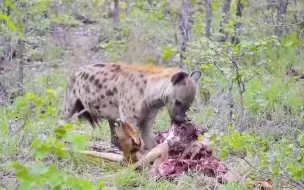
62, 63, 201, 150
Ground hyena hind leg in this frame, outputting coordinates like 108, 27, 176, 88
108, 120, 121, 149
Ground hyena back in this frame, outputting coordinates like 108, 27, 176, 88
63, 63, 201, 150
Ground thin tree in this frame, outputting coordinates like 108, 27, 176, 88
276, 0, 288, 41
219, 0, 231, 42
179, 0, 191, 67
232, 0, 244, 45
113, 0, 120, 24
205, 0, 213, 38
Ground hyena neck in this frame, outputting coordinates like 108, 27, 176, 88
144, 77, 172, 110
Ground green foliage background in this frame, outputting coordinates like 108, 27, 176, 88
0, 0, 303, 189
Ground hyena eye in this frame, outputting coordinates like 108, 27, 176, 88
175, 100, 182, 106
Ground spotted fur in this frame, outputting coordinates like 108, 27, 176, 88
62, 63, 202, 150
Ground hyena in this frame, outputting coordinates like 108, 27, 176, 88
62, 63, 201, 150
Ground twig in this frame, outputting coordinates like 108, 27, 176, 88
10, 119, 27, 137
241, 157, 304, 189
250, 19, 304, 27
67, 109, 89, 123
214, 49, 245, 128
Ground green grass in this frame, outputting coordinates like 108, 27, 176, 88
1, 64, 300, 189
0, 68, 246, 189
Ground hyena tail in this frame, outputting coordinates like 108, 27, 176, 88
63, 97, 101, 129
75, 99, 101, 128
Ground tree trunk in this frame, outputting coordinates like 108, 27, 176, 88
113, 0, 120, 24
205, 0, 212, 38
219, 0, 231, 42
179, 0, 191, 67
276, 0, 288, 41
232, 0, 244, 45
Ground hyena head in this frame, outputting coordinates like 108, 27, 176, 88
166, 70, 202, 123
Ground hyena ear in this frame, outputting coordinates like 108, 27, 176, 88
190, 70, 202, 85
171, 71, 189, 85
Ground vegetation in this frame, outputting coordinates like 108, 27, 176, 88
0, 0, 303, 189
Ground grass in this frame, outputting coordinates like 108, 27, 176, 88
0, 66, 258, 189
0, 20, 302, 190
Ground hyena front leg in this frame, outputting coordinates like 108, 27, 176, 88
138, 111, 158, 150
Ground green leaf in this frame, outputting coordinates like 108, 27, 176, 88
63, 123, 74, 131
54, 127, 67, 137
162, 46, 177, 60
0, 13, 10, 21
19, 180, 36, 190
67, 134, 90, 151
200, 64, 214, 70
15, 96, 29, 108
11, 161, 22, 169
47, 89, 57, 97
98, 181, 105, 189
32, 139, 42, 148
284, 40, 294, 47
197, 135, 204, 141
8, 21, 17, 31
5, 0, 17, 9
47, 106, 56, 114
220, 147, 229, 160
298, 134, 304, 146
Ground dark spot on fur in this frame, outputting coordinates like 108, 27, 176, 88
143, 79, 147, 84
135, 81, 139, 86
95, 105, 100, 109
131, 78, 135, 83
84, 73, 89, 80
85, 85, 91, 93
104, 85, 107, 89
89, 75, 95, 82
94, 79, 99, 86
133, 115, 139, 119
132, 108, 135, 112
73, 89, 76, 94
101, 94, 105, 99
113, 87, 118, 93
109, 101, 113, 105
88, 102, 92, 108
110, 75, 116, 80
106, 90, 114, 96
104, 73, 108, 76
103, 78, 108, 83
110, 65, 121, 72
121, 81, 125, 87
78, 89, 80, 93
128, 74, 133, 80
102, 104, 106, 108
81, 72, 86, 79
115, 76, 119, 81
93, 92, 95, 96
139, 88, 144, 94
97, 83, 103, 89
94, 63, 105, 67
